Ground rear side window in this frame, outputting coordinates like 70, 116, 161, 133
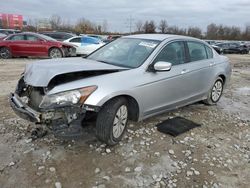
7, 35, 25, 41
187, 42, 207, 62
154, 41, 186, 66
69, 37, 81, 43
205, 46, 213, 59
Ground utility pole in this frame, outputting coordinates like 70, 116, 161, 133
125, 15, 134, 35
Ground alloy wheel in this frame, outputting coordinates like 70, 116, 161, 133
50, 48, 62, 58
112, 105, 128, 138
211, 80, 223, 102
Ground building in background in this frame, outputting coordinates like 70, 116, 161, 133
0, 13, 23, 29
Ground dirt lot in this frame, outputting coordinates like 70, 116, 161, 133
0, 55, 249, 188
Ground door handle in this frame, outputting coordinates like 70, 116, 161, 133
181, 69, 189, 74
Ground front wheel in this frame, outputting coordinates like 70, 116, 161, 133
96, 97, 128, 146
204, 77, 224, 105
49, 48, 62, 58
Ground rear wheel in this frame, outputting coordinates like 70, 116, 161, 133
0, 47, 11, 59
96, 97, 128, 146
204, 77, 224, 105
49, 48, 62, 58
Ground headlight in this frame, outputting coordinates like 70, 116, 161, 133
39, 86, 97, 109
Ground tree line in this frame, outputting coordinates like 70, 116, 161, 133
24, 14, 110, 35
135, 20, 250, 41
24, 15, 250, 40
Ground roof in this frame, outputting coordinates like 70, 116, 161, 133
124, 34, 201, 42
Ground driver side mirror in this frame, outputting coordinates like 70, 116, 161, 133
152, 61, 172, 72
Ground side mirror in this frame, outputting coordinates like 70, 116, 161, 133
153, 61, 172, 72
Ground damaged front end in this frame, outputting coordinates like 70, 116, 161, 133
10, 76, 97, 129
62, 45, 77, 57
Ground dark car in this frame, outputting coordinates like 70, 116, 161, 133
0, 29, 21, 35
0, 32, 76, 59
211, 45, 223, 54
40, 31, 76, 41
215, 42, 249, 54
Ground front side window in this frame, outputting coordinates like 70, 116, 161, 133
187, 42, 207, 62
26, 35, 39, 41
153, 41, 186, 66
88, 38, 160, 68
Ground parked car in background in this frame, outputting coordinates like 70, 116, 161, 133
85, 34, 108, 41
211, 44, 223, 54
10, 34, 231, 145
215, 42, 249, 54
0, 32, 76, 58
64, 36, 105, 56
40, 31, 76, 41
103, 35, 122, 43
0, 33, 7, 39
0, 29, 21, 35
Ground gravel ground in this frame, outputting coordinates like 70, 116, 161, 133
0, 55, 249, 188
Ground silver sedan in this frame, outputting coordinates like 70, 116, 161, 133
10, 34, 231, 145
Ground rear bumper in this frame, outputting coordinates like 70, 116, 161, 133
9, 93, 41, 123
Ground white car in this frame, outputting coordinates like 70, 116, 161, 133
64, 36, 105, 56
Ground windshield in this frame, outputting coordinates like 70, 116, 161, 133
87, 38, 160, 68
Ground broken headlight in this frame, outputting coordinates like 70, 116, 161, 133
39, 86, 97, 109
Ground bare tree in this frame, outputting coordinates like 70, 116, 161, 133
166, 26, 187, 35
206, 23, 218, 39
50, 14, 62, 30
135, 20, 143, 33
187, 27, 202, 38
75, 17, 95, 34
158, 19, 168, 33
143, 20, 156, 33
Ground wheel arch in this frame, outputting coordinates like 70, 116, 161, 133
99, 94, 140, 122
217, 74, 226, 85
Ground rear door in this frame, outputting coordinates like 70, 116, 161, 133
6, 34, 26, 55
184, 41, 216, 97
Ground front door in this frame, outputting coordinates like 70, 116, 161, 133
24, 34, 47, 56
137, 41, 195, 116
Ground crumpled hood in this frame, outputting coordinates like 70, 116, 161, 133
24, 57, 127, 87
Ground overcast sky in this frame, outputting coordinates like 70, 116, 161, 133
1, 0, 250, 32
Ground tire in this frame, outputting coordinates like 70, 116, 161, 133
49, 48, 62, 58
204, 77, 224, 105
0, 47, 12, 59
96, 97, 128, 146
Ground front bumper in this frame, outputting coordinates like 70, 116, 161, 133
9, 92, 99, 125
62, 46, 76, 57
9, 93, 41, 123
